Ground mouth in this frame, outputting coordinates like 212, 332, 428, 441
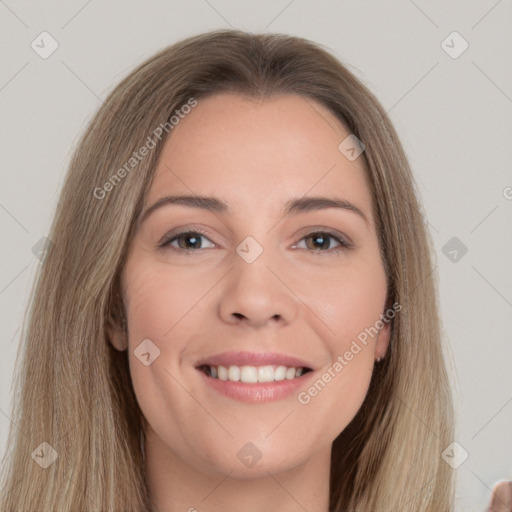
197, 364, 313, 383
194, 351, 316, 403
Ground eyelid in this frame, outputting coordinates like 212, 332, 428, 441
294, 226, 353, 247
291, 230, 353, 257
158, 225, 354, 253
158, 226, 216, 249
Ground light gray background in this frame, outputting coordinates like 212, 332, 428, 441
1, 1, 511, 510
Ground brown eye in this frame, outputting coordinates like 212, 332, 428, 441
159, 230, 215, 251
295, 231, 352, 255
305, 232, 338, 250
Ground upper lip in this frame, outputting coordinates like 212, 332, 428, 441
195, 351, 315, 370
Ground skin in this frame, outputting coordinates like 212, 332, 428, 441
108, 93, 391, 512
488, 481, 512, 511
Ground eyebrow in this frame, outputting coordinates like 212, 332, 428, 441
140, 195, 369, 227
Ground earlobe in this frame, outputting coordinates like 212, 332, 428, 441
106, 319, 128, 351
106, 284, 128, 351
375, 320, 391, 360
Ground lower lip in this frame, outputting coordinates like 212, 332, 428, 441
197, 369, 314, 403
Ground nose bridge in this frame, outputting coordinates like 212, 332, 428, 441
218, 235, 298, 326
234, 238, 274, 291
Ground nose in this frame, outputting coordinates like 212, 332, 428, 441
218, 251, 299, 328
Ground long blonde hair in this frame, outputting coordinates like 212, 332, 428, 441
0, 29, 455, 511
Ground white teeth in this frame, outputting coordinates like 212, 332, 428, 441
241, 366, 257, 383
274, 365, 287, 381
206, 364, 308, 383
228, 365, 240, 381
258, 366, 274, 382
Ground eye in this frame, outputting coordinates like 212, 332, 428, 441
159, 229, 215, 252
158, 228, 352, 256
294, 230, 352, 256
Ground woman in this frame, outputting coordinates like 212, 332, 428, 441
0, 29, 455, 511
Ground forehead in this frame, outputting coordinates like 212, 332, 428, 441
147, 93, 374, 224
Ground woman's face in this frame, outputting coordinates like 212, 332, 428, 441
110, 92, 390, 477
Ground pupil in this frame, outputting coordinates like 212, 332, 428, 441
181, 234, 201, 249
310, 233, 329, 250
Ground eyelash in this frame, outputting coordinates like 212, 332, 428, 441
158, 228, 352, 256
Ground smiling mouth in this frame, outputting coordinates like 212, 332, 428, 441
197, 364, 313, 383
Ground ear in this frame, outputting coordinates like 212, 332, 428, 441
106, 317, 128, 351
375, 319, 391, 360
106, 283, 128, 351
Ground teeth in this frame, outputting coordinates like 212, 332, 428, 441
217, 365, 228, 381
274, 365, 287, 381
241, 366, 257, 383
258, 366, 273, 382
205, 364, 307, 383
228, 365, 240, 381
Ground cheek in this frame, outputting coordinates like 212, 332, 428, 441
290, 256, 386, 433
123, 259, 204, 342
305, 257, 387, 352
121, 261, 203, 444
297, 268, 384, 439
